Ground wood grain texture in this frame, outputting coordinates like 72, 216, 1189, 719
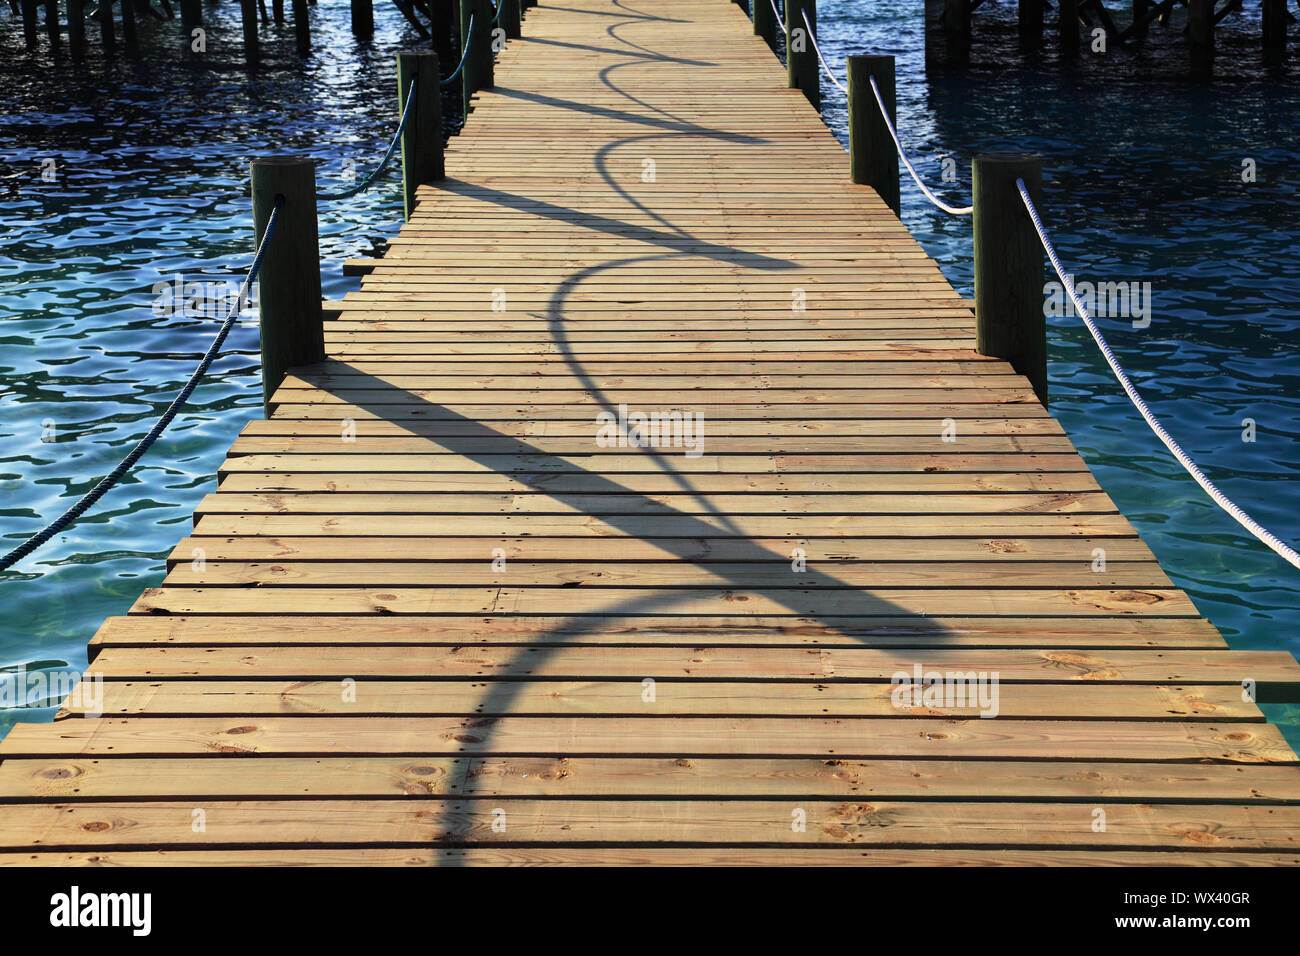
2, 0, 1296, 866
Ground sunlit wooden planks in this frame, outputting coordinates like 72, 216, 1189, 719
1, 0, 1298, 867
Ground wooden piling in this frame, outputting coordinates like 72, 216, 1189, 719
460, 0, 494, 115
847, 55, 899, 218
351, 0, 372, 35
292, 0, 310, 54
121, 0, 139, 54
1262, 0, 1286, 54
69, 0, 87, 59
273, 0, 284, 21
1131, 0, 1149, 41
20, 0, 37, 50
397, 51, 445, 222
501, 0, 521, 39
180, 0, 201, 24
240, 0, 258, 60
98, 0, 114, 50
943, 0, 971, 63
1058, 0, 1078, 58
1188, 0, 1213, 75
43, 0, 58, 49
1018, 0, 1042, 49
785, 0, 818, 110
476, 0, 495, 91
249, 158, 324, 418
431, 0, 455, 65
752, 0, 776, 51
973, 154, 1046, 404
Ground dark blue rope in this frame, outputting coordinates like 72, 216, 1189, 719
443, 13, 475, 87
0, 199, 285, 574
318, 77, 419, 202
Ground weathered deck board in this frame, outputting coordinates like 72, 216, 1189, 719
2, 0, 1297, 865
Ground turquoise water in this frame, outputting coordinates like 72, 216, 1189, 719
1, 1, 1297, 739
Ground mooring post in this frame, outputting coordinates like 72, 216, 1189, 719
180, 0, 201, 24
120, 0, 139, 53
753, 0, 776, 50
250, 158, 324, 418
1262, 0, 1286, 55
397, 51, 445, 222
501, 0, 521, 38
69, 0, 87, 60
21, 0, 37, 50
351, 0, 372, 35
240, 0, 258, 60
43, 0, 58, 49
292, 0, 310, 54
1058, 0, 1078, 58
477, 0, 495, 90
460, 0, 494, 115
847, 55, 900, 218
973, 154, 1046, 404
785, 0, 819, 109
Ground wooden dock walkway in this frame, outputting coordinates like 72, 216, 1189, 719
3, 0, 1299, 865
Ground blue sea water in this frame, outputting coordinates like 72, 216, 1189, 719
0, 1, 1297, 739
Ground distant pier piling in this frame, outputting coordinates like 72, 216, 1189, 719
352, 0, 373, 35
1189, 0, 1214, 75
1262, 0, 1287, 56
69, 0, 87, 59
973, 153, 1046, 404
293, 0, 310, 54
250, 158, 324, 417
240, 0, 258, 60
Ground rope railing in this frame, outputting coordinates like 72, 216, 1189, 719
443, 13, 476, 87
768, 0, 787, 35
798, 9, 972, 216
0, 199, 286, 573
1016, 179, 1300, 571
317, 76, 419, 202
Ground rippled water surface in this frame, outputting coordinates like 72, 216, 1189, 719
1, 1, 1297, 738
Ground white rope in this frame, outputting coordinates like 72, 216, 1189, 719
800, 9, 846, 93
768, 0, 787, 35
1016, 179, 1300, 571
868, 75, 973, 216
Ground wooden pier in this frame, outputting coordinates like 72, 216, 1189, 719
3, 0, 1299, 865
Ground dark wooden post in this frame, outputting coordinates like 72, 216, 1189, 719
847, 55, 899, 217
431, 0, 455, 64
943, 0, 971, 63
477, 0, 494, 90
69, 0, 87, 59
21, 0, 38, 51
753, 0, 776, 50
180, 0, 201, 24
351, 0, 372, 35
1131, 0, 1149, 41
292, 0, 310, 54
973, 154, 1046, 404
1262, 0, 1286, 54
785, 0, 818, 110
98, 0, 115, 50
1018, 0, 1042, 49
240, 0, 258, 60
43, 0, 59, 49
1188, 0, 1213, 75
250, 158, 324, 418
501, 0, 520, 38
121, 0, 139, 54
397, 51, 444, 222
1058, 0, 1078, 58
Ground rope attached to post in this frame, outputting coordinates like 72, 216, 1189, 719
1016, 179, 1300, 571
442, 13, 476, 87
797, 12, 971, 215
768, 0, 787, 35
318, 76, 419, 201
0, 199, 286, 574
